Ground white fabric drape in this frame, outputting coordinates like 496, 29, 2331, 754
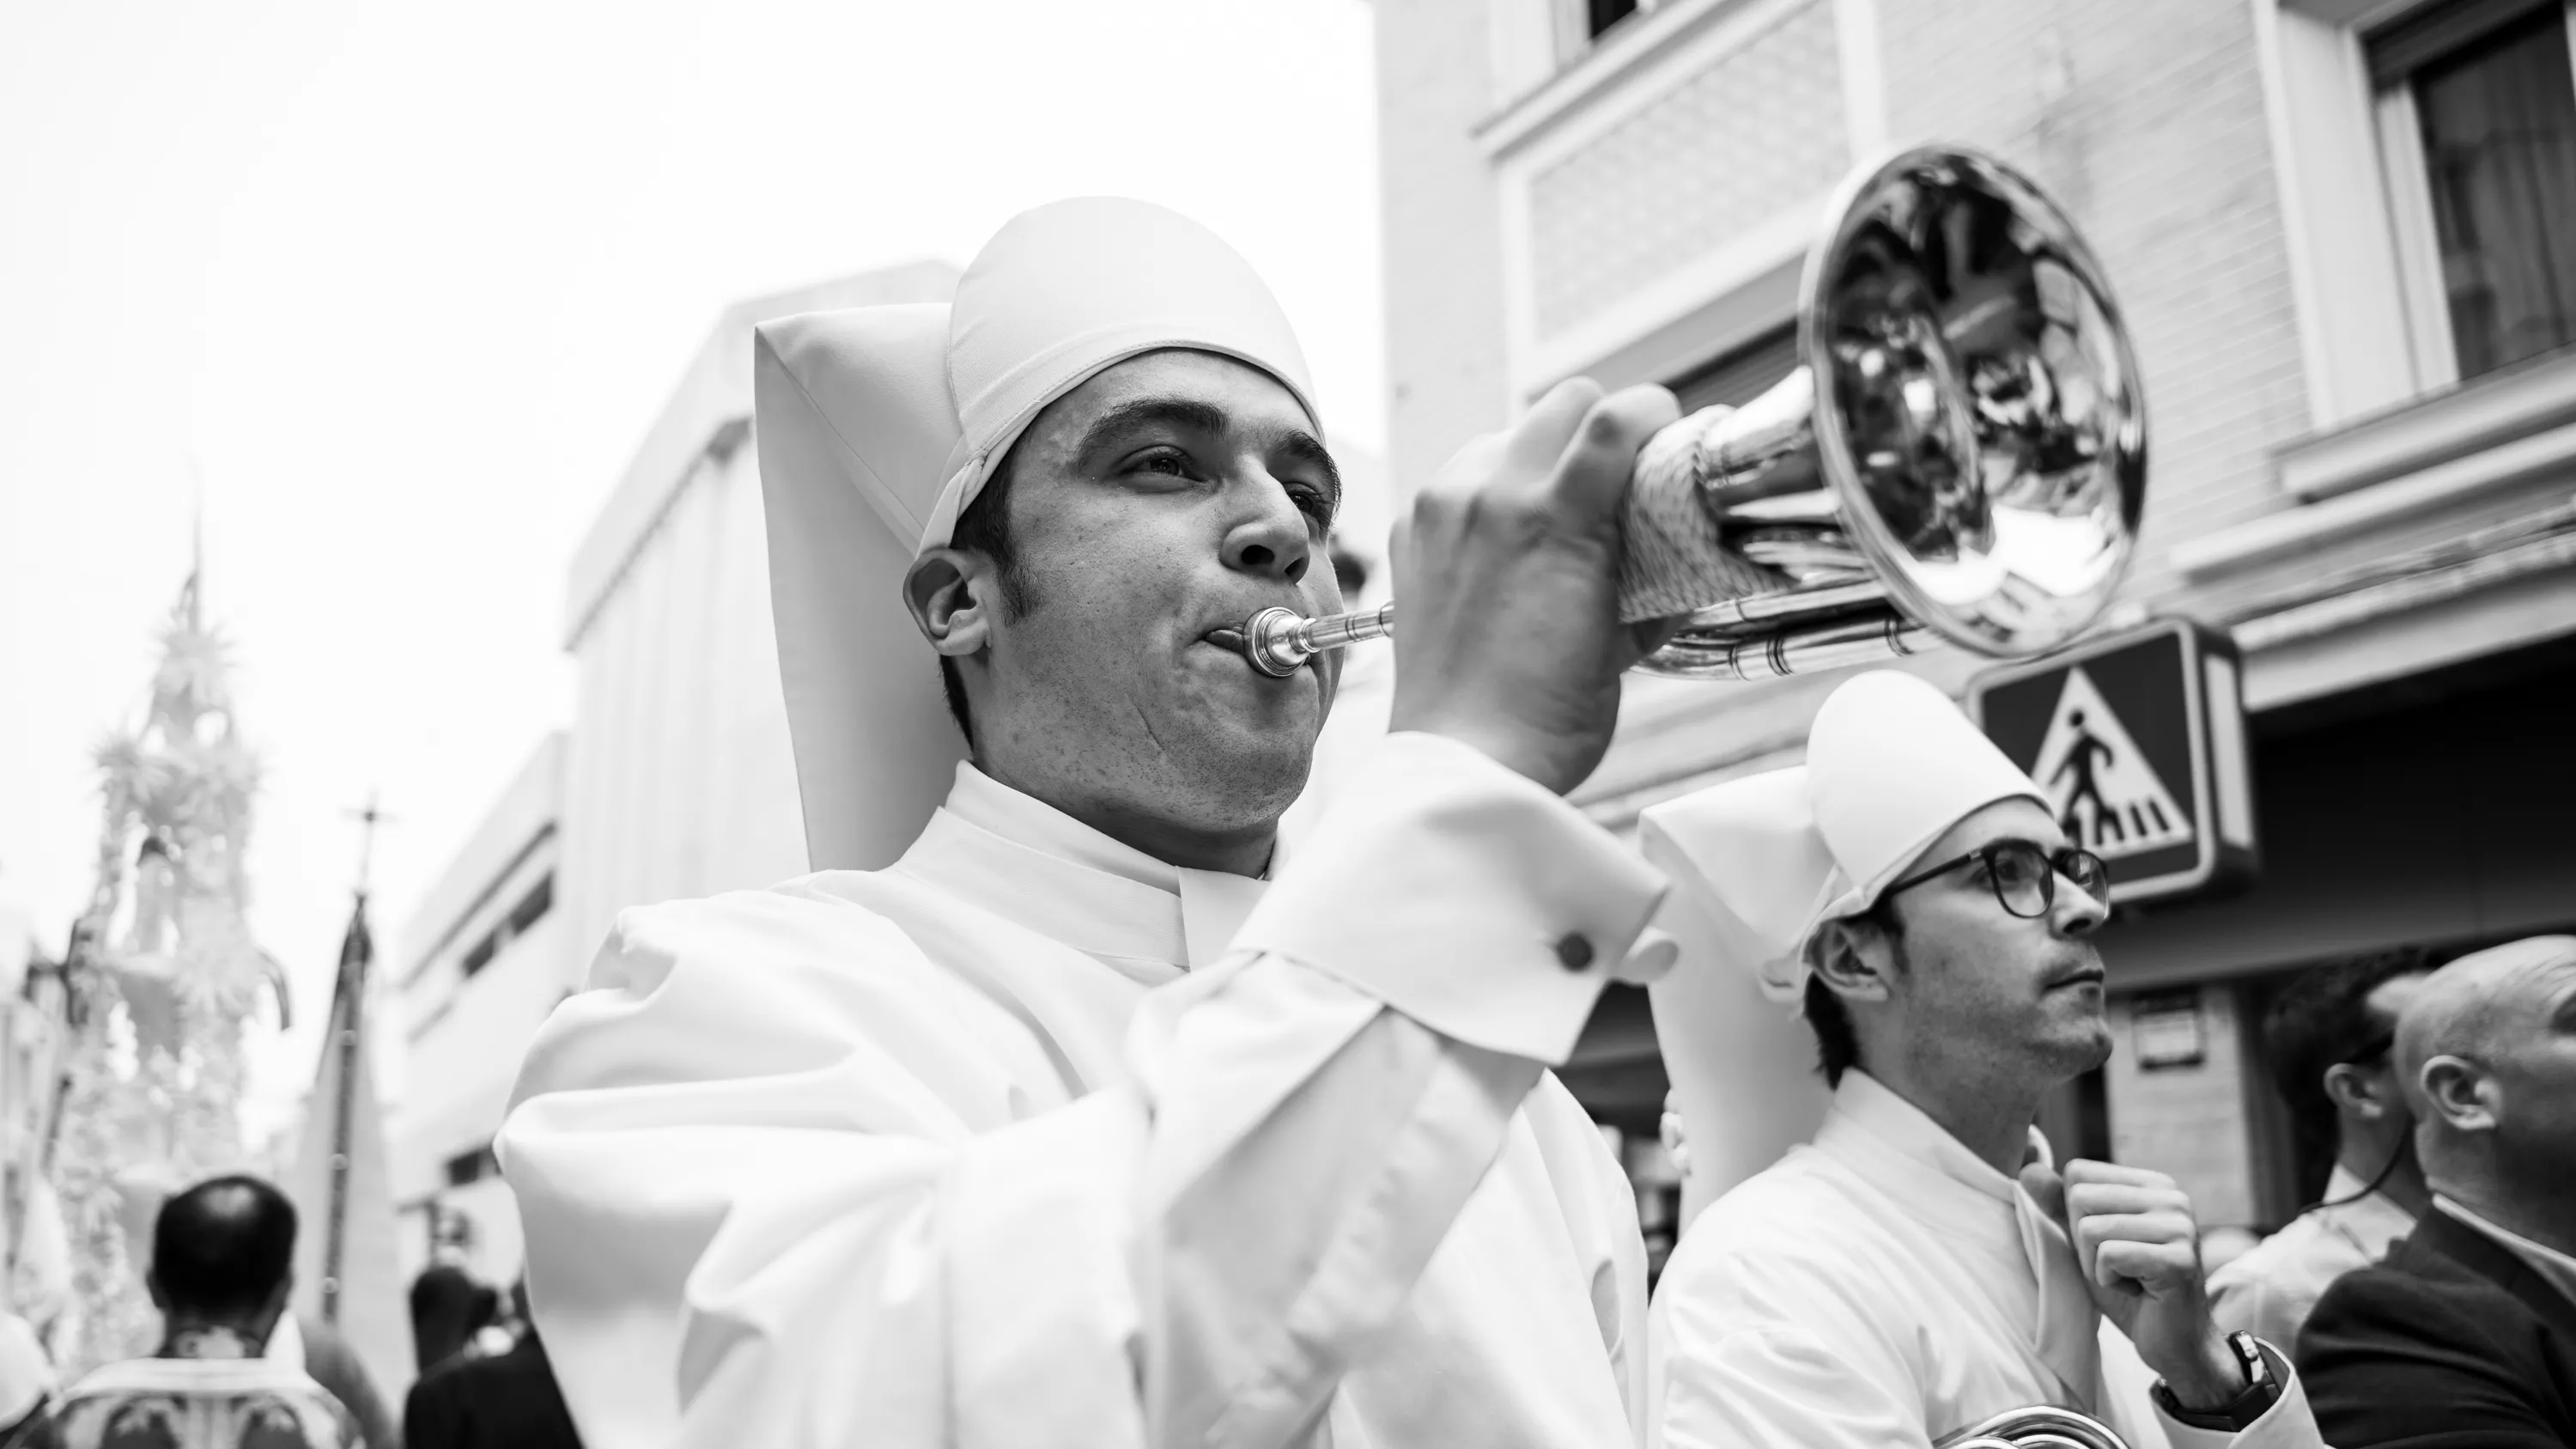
500, 734, 1666, 1448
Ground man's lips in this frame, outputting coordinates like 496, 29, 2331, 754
2049, 965, 2107, 989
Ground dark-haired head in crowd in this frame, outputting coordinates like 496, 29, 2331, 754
148, 1176, 397, 1446
410, 1264, 499, 1372
149, 1174, 300, 1357
2208, 949, 2433, 1351
29, 1176, 368, 1449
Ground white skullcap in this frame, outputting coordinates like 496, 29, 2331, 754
1641, 671, 2046, 1004
753, 199, 1319, 871
936, 198, 1319, 551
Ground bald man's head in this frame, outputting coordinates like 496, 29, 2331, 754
151, 1174, 296, 1324
2400, 936, 2576, 1201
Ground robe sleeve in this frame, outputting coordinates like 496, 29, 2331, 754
498, 732, 1666, 1449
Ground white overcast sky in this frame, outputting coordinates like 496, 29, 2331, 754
0, 0, 1385, 1140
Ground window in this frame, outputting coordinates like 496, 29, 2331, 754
443, 1145, 499, 1188
2373, 0, 2576, 385
457, 871, 552, 979
1546, 0, 1652, 64
1585, 0, 1642, 40
1669, 322, 1800, 414
504, 874, 553, 937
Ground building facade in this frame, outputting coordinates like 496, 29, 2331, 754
1374, 0, 2576, 1258
389, 734, 567, 1286
389, 263, 963, 1284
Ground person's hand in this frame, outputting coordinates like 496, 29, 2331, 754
1388, 377, 1680, 795
2022, 1159, 2243, 1410
1660, 1087, 1692, 1179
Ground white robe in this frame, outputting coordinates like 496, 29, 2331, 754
1649, 1072, 2324, 1449
498, 734, 1667, 1449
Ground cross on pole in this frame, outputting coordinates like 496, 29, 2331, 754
345, 793, 394, 898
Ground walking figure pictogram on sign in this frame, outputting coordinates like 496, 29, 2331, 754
2029, 667, 2190, 859
2052, 710, 2118, 842
1970, 618, 2257, 904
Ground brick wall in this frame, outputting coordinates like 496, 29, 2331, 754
1873, 0, 2313, 606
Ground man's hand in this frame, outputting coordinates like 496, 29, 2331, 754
1389, 378, 1680, 795
1660, 1087, 1692, 1179
2022, 1159, 2243, 1411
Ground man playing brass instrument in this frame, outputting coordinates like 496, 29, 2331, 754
500, 196, 1696, 1447
1643, 672, 2323, 1447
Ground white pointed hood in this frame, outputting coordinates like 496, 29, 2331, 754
753, 199, 1319, 870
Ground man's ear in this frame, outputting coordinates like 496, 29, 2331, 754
1810, 916, 1897, 1004
2323, 1060, 2400, 1123
2418, 1054, 2496, 1134
904, 549, 992, 660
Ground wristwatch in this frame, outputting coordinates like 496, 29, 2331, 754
2152, 1331, 2282, 1432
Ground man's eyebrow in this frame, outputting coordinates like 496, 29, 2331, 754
1075, 396, 1344, 507
1981, 834, 2072, 856
1073, 398, 1230, 460
1274, 429, 1343, 508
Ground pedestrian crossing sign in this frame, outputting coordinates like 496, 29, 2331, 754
1967, 619, 2258, 904
2031, 667, 2193, 859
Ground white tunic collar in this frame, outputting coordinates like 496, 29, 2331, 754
894, 763, 1270, 977
1814, 1071, 2045, 1217
1815, 1070, 2103, 1409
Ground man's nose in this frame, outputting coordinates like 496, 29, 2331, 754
2055, 872, 2108, 937
1220, 474, 1312, 584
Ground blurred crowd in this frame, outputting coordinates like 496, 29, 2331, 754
0, 1177, 579, 1449
2229, 936, 2576, 1439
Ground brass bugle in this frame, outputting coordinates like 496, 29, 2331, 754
1936, 1403, 2134, 1449
1223, 143, 2147, 684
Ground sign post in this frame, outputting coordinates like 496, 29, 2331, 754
1968, 619, 2258, 904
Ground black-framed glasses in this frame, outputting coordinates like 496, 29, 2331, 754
1882, 839, 2111, 920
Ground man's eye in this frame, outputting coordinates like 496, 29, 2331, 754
1288, 486, 1334, 524
1133, 447, 1198, 478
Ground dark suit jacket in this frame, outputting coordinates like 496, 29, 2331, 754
403, 1333, 582, 1449
2300, 1208, 2576, 1446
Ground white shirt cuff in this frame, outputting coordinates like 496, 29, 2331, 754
1236, 732, 1668, 1064
2156, 1342, 2318, 1449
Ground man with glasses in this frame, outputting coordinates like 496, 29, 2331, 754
2208, 953, 2433, 1353
1643, 672, 2319, 1446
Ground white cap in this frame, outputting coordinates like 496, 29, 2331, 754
1643, 671, 2047, 1002
752, 199, 1319, 871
